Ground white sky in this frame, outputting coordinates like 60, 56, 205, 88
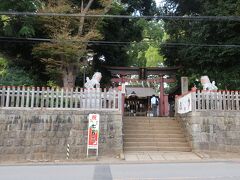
155, 0, 164, 7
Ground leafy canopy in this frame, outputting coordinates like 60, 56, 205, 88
162, 0, 240, 90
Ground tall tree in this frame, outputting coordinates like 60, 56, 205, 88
161, 0, 240, 90
92, 0, 159, 85
127, 19, 164, 67
121, 0, 157, 15
33, 0, 111, 88
0, 0, 47, 85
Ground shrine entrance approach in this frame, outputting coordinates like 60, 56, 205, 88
106, 66, 179, 117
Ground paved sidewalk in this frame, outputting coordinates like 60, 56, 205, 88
195, 151, 240, 160
1, 151, 240, 165
124, 151, 201, 161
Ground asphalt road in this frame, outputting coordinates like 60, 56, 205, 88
0, 162, 240, 180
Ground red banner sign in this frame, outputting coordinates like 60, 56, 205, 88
87, 114, 100, 149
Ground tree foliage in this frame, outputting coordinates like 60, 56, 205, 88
162, 0, 240, 90
0, 0, 162, 87
33, 0, 111, 88
120, 0, 157, 15
0, 0, 48, 85
0, 53, 36, 86
127, 19, 165, 67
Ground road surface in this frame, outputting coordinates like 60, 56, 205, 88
0, 161, 240, 180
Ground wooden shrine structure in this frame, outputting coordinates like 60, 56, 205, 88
106, 66, 179, 116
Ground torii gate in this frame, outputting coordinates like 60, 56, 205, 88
105, 66, 179, 116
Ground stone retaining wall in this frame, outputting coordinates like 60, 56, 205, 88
177, 111, 240, 153
0, 109, 123, 162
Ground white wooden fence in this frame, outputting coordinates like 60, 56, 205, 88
176, 90, 240, 113
0, 86, 122, 110
193, 90, 240, 111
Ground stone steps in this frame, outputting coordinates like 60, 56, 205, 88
124, 130, 183, 135
124, 117, 175, 120
125, 142, 189, 147
124, 146, 191, 152
123, 124, 180, 128
123, 117, 191, 152
125, 134, 185, 138
124, 137, 187, 142
124, 120, 179, 124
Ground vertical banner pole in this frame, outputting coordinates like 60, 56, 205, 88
87, 114, 100, 158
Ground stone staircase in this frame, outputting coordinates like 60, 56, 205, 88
123, 117, 191, 152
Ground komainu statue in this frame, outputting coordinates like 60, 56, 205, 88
84, 72, 102, 88
200, 76, 218, 90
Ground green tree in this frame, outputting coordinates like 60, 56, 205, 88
0, 0, 47, 85
0, 53, 36, 86
33, 0, 111, 88
162, 0, 240, 90
120, 0, 157, 15
127, 19, 165, 67
91, 2, 144, 85
145, 46, 163, 67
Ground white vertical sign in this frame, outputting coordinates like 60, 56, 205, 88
177, 93, 192, 114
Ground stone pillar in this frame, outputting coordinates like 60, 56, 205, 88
181, 77, 189, 94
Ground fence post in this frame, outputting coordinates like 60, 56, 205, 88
81, 88, 84, 109
121, 91, 125, 114
40, 87, 45, 108
70, 88, 73, 109
206, 91, 210, 110
26, 87, 30, 108
36, 87, 40, 108
236, 91, 239, 111
97, 88, 101, 109
21, 86, 25, 107
65, 88, 69, 108
222, 91, 226, 110
5, 86, 10, 107
50, 87, 54, 108
16, 86, 20, 107
94, 88, 97, 109
191, 90, 196, 112
227, 91, 230, 110
60, 88, 64, 108
31, 87, 35, 108
0, 86, 6, 107
211, 91, 214, 110
46, 87, 50, 108
175, 95, 178, 115
196, 90, 201, 110
103, 88, 107, 109
231, 91, 234, 110
10, 86, 15, 107
56, 88, 59, 108
218, 91, 222, 110
74, 87, 78, 108
109, 88, 113, 109
113, 89, 116, 109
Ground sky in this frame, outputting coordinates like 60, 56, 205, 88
155, 0, 165, 7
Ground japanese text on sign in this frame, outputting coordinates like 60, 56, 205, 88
87, 114, 100, 149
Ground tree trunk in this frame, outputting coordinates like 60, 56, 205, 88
62, 65, 77, 88
78, 0, 94, 36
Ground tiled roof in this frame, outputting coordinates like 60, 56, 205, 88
125, 87, 158, 97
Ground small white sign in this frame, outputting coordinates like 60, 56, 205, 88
177, 93, 192, 114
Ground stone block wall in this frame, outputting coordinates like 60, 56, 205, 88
0, 109, 123, 162
177, 111, 240, 153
